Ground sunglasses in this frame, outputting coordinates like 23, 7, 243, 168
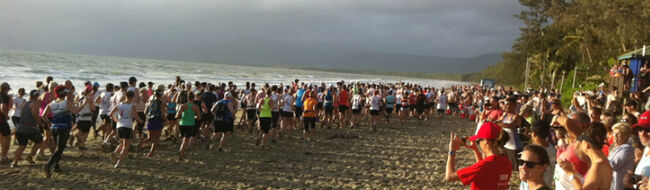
637, 128, 650, 133
517, 159, 541, 169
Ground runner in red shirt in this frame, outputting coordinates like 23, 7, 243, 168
445, 122, 512, 190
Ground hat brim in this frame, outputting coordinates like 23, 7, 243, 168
469, 135, 479, 141
632, 123, 650, 130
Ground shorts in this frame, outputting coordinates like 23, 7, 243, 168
316, 102, 323, 110
92, 106, 100, 124
214, 118, 234, 133
370, 110, 380, 115
167, 113, 177, 121
324, 105, 333, 115
425, 103, 433, 109
11, 116, 21, 127
135, 112, 146, 132
180, 125, 198, 138
203, 112, 214, 122
352, 108, 361, 114
303, 117, 316, 132
147, 119, 163, 131
395, 104, 401, 113
338, 105, 349, 113
449, 103, 458, 111
416, 108, 424, 115
77, 120, 93, 133
16, 132, 43, 146
437, 109, 445, 113
246, 110, 258, 121
401, 105, 410, 111
101, 114, 117, 129
281, 111, 294, 118
295, 107, 304, 118
117, 127, 132, 139
0, 121, 10, 136
385, 108, 393, 114
271, 111, 280, 128
259, 117, 272, 134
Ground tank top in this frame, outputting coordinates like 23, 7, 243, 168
179, 103, 195, 126
352, 94, 362, 109
324, 90, 333, 105
76, 96, 93, 121
148, 99, 163, 120
282, 94, 293, 112
385, 95, 395, 108
271, 94, 279, 112
295, 89, 305, 107
260, 98, 272, 118
116, 103, 134, 128
167, 102, 177, 114
99, 91, 113, 116
11, 96, 25, 117
17, 101, 40, 134
339, 90, 350, 106
370, 96, 380, 111
51, 100, 72, 129
39, 92, 54, 118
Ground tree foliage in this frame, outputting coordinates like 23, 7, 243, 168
487, 0, 650, 89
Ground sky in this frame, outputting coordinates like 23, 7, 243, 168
0, 0, 524, 63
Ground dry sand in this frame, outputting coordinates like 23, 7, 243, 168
0, 114, 521, 189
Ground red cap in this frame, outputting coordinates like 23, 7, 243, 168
54, 85, 66, 98
633, 111, 650, 129
469, 122, 502, 141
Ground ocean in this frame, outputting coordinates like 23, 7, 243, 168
0, 50, 465, 94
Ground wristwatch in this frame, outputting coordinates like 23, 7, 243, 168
448, 151, 456, 156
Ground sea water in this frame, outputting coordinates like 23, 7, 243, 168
0, 50, 465, 93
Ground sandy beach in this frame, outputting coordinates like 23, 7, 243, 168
0, 114, 520, 189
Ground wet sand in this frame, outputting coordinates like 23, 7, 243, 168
0, 114, 520, 189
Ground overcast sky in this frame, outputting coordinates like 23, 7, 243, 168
0, 0, 523, 61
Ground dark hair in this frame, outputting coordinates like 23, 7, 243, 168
187, 91, 195, 102
126, 90, 135, 98
128, 77, 137, 86
120, 81, 129, 89
531, 121, 550, 139
106, 83, 114, 92
578, 122, 608, 149
523, 144, 550, 165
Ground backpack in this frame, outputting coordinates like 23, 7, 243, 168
213, 100, 229, 122
147, 99, 162, 121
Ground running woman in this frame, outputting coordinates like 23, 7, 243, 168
209, 92, 235, 152
12, 90, 43, 168
322, 86, 334, 128
0, 82, 13, 164
10, 88, 26, 129
165, 87, 179, 139
97, 83, 114, 142
369, 90, 382, 131
138, 89, 167, 157
337, 85, 351, 129
437, 89, 448, 119
256, 89, 274, 148
109, 90, 142, 168
243, 89, 258, 133
302, 91, 318, 141
269, 85, 281, 143
280, 87, 296, 139
38, 82, 57, 156
133, 88, 148, 141
350, 90, 363, 128
176, 92, 201, 161
41, 85, 83, 177
73, 86, 95, 150
384, 90, 395, 125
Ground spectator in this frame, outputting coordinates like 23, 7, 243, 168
608, 123, 635, 190
519, 145, 553, 190
445, 122, 512, 190
520, 121, 556, 189
558, 122, 613, 189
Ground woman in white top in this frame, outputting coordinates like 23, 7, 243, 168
109, 90, 142, 168
11, 88, 26, 128
280, 88, 295, 138
368, 90, 382, 131
73, 86, 95, 150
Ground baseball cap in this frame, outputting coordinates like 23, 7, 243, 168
224, 92, 233, 98
469, 122, 502, 141
633, 111, 650, 129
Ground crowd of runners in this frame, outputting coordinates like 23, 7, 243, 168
0, 76, 491, 176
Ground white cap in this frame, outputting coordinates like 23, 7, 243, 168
224, 92, 233, 98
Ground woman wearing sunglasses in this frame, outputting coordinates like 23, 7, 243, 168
518, 145, 552, 190
559, 122, 612, 190
445, 122, 512, 190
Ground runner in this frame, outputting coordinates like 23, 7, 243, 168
322, 85, 334, 128
11, 90, 43, 168
0, 82, 13, 164
369, 90, 382, 131
133, 88, 148, 141
280, 87, 296, 138
109, 90, 142, 168
97, 83, 114, 147
10, 88, 26, 129
243, 89, 258, 133
302, 91, 318, 141
351, 89, 363, 128
269, 85, 281, 143
256, 89, 274, 148
209, 92, 235, 152
138, 89, 167, 157
384, 90, 395, 125
437, 89, 448, 119
338, 85, 351, 129
41, 85, 83, 177
176, 92, 201, 161
72, 86, 95, 150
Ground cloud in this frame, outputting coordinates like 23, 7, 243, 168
0, 0, 523, 60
